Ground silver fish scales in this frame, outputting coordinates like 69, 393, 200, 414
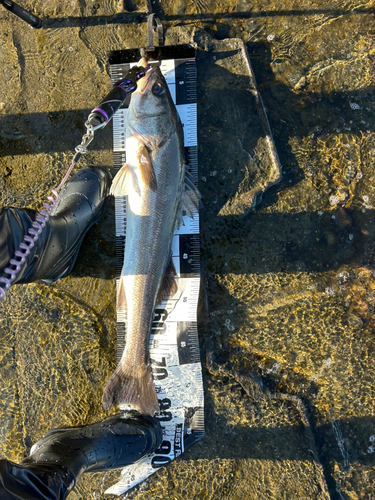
102, 58, 200, 416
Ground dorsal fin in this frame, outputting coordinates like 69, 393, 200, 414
175, 168, 201, 230
185, 170, 198, 192
184, 169, 201, 212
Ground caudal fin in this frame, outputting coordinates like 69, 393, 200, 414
102, 363, 160, 416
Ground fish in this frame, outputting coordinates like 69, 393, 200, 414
102, 58, 200, 416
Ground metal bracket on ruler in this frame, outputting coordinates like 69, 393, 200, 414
146, 12, 164, 49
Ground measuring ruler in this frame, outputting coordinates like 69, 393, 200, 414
106, 46, 204, 496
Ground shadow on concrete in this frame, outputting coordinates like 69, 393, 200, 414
1, 42, 372, 283
3, 6, 372, 29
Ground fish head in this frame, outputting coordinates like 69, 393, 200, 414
128, 62, 179, 149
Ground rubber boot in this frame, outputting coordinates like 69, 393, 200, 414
19, 414, 162, 493
0, 166, 111, 285
0, 459, 74, 500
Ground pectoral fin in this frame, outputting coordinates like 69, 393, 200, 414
110, 143, 157, 197
136, 143, 157, 192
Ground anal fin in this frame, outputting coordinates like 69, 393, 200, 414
157, 258, 177, 302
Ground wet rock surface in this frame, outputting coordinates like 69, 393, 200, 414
1, 1, 375, 498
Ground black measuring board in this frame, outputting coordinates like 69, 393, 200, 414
107, 44, 203, 496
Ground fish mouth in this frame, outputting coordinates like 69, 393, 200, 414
136, 64, 161, 94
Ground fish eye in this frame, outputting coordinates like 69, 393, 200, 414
152, 82, 165, 96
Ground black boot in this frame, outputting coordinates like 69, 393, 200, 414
0, 166, 111, 285
0, 459, 74, 500
20, 414, 162, 490
0, 415, 162, 500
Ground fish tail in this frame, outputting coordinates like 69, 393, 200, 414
102, 363, 160, 417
